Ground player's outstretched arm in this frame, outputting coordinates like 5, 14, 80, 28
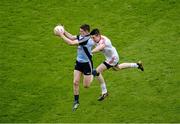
64, 29, 77, 40
57, 32, 79, 46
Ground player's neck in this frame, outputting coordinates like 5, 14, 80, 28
97, 35, 101, 43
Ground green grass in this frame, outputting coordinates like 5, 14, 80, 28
0, 0, 180, 122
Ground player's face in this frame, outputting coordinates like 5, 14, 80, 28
80, 28, 88, 36
91, 35, 100, 43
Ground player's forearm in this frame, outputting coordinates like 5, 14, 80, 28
92, 45, 105, 53
64, 30, 76, 40
92, 47, 100, 53
60, 35, 78, 45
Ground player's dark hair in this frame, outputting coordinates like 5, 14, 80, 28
80, 24, 90, 32
90, 28, 100, 36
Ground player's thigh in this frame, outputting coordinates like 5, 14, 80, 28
96, 63, 107, 73
73, 70, 82, 83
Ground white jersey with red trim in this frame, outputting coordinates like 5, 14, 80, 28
96, 35, 119, 66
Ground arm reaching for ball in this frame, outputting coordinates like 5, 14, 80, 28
54, 25, 79, 46
58, 31, 79, 46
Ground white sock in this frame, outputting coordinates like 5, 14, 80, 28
130, 63, 138, 68
101, 83, 107, 94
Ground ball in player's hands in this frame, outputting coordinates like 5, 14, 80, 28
54, 25, 64, 35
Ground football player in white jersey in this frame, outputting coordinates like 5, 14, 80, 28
90, 28, 144, 101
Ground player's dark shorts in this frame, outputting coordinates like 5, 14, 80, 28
74, 61, 93, 75
103, 61, 119, 69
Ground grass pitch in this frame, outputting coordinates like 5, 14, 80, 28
0, 0, 179, 122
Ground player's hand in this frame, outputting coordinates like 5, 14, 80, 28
57, 24, 65, 30
57, 31, 64, 37
54, 24, 65, 36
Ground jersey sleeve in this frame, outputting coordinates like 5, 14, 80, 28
78, 36, 91, 45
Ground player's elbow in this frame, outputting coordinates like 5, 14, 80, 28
67, 42, 73, 45
67, 42, 75, 46
68, 41, 77, 46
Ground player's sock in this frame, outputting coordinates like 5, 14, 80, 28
101, 83, 107, 94
74, 95, 79, 103
130, 63, 138, 68
92, 69, 100, 77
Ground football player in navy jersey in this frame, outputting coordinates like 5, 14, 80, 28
55, 24, 94, 111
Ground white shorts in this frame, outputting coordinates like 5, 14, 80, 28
105, 56, 119, 66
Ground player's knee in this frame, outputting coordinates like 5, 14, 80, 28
83, 80, 91, 88
92, 69, 100, 77
83, 84, 90, 88
73, 80, 79, 86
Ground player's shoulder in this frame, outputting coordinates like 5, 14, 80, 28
78, 35, 90, 41
102, 35, 110, 41
99, 35, 110, 44
88, 38, 95, 45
